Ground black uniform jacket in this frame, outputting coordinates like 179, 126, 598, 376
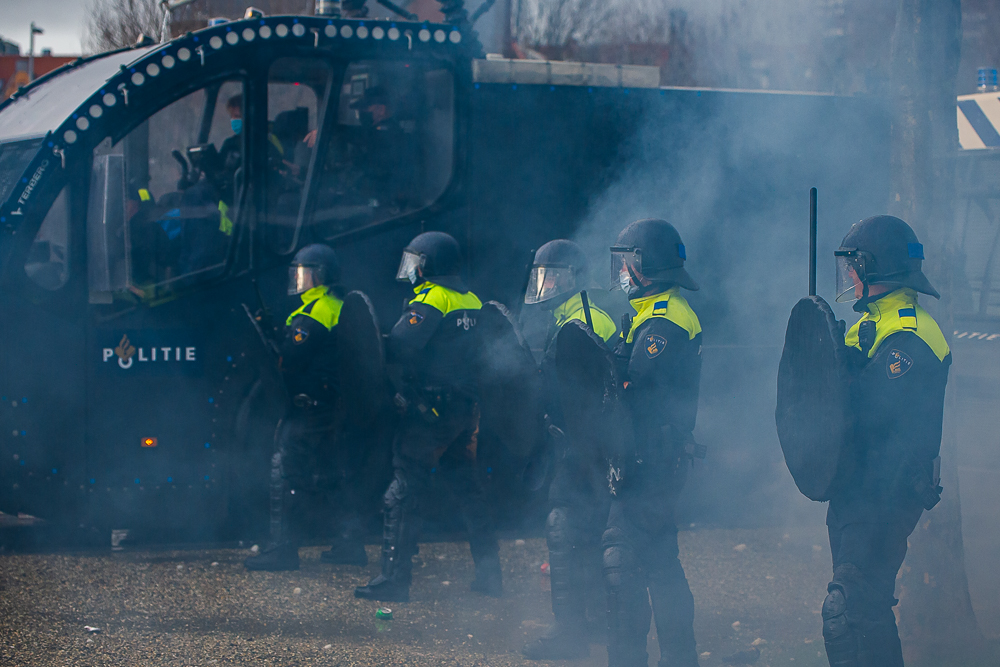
387, 281, 483, 399
829, 330, 951, 527
615, 290, 702, 462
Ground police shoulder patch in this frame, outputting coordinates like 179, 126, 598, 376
292, 327, 309, 344
407, 310, 424, 326
644, 333, 667, 358
886, 348, 913, 379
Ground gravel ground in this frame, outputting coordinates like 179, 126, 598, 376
0, 526, 838, 667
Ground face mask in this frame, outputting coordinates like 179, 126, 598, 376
230, 119, 243, 134
619, 267, 634, 294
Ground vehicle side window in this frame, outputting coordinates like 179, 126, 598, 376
266, 57, 330, 254
87, 79, 245, 302
24, 185, 70, 291
307, 60, 454, 239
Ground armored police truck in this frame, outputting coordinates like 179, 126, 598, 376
0, 9, 893, 545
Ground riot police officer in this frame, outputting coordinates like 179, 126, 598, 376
822, 216, 951, 667
521, 239, 617, 660
354, 231, 502, 602
245, 244, 367, 571
604, 219, 702, 667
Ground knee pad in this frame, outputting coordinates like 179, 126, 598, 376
383, 472, 408, 509
546, 507, 571, 550
270, 451, 283, 481
602, 527, 634, 589
822, 585, 850, 640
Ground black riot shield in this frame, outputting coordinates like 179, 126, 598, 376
776, 296, 853, 501
336, 291, 390, 429
477, 301, 546, 458
555, 320, 628, 463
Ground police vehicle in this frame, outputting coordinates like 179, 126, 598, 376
0, 4, 894, 545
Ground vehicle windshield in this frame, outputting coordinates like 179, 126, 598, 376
305, 59, 455, 240
0, 138, 44, 206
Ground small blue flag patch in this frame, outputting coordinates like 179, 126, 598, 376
907, 243, 924, 259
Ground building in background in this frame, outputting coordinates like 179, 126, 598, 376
0, 39, 76, 101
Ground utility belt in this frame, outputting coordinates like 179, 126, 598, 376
607, 425, 705, 496
393, 384, 472, 423
289, 393, 334, 411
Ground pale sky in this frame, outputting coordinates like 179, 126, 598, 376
0, 0, 88, 55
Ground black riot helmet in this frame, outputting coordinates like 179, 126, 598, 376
834, 215, 939, 305
611, 218, 698, 298
288, 243, 340, 295
524, 239, 591, 305
396, 231, 464, 287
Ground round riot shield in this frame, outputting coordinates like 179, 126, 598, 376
555, 320, 627, 462
477, 301, 546, 458
776, 295, 853, 501
336, 291, 390, 428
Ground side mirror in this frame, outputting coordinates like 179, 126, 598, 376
86, 153, 128, 303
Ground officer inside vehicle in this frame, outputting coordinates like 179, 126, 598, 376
520, 239, 617, 660
604, 219, 703, 667
354, 231, 502, 602
821, 216, 951, 667
245, 244, 368, 571
350, 84, 415, 210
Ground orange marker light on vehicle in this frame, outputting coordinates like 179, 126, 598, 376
142, 437, 158, 448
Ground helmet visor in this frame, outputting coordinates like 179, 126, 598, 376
610, 247, 642, 291
834, 250, 871, 303
524, 265, 576, 304
396, 250, 426, 284
288, 265, 324, 295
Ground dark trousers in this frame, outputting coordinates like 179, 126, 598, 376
379, 400, 498, 584
603, 461, 697, 667
270, 408, 369, 544
546, 455, 612, 632
823, 518, 919, 667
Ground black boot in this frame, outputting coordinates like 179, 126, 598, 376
354, 572, 412, 601
522, 623, 590, 660
354, 473, 414, 602
245, 541, 300, 571
470, 553, 503, 597
524, 507, 591, 659
321, 540, 368, 566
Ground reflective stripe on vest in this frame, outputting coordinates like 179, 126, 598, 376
553, 292, 617, 342
286, 285, 343, 330
845, 288, 950, 360
625, 288, 702, 343
410, 282, 482, 314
